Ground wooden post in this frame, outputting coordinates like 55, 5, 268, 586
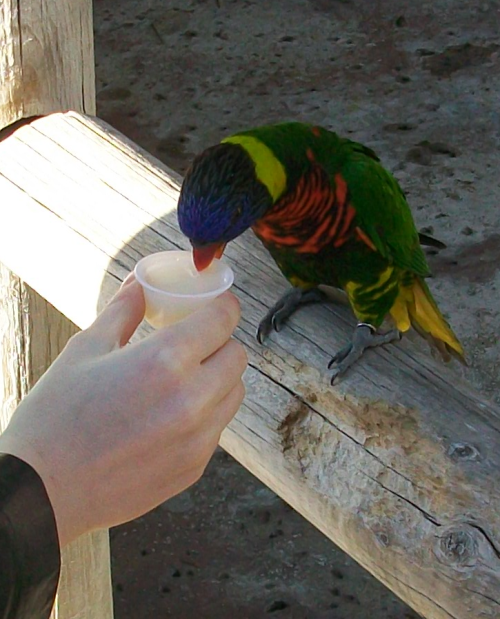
0, 0, 95, 127
1, 111, 499, 619
0, 2, 113, 619
0, 269, 113, 618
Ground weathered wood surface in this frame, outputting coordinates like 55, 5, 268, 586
56, 530, 114, 619
1, 112, 500, 619
0, 265, 114, 619
1, 2, 108, 616
0, 0, 95, 129
0, 264, 33, 433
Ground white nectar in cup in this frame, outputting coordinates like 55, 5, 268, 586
134, 250, 234, 328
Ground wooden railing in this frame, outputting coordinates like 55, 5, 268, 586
1, 3, 499, 619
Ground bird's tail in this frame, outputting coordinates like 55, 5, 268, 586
390, 276, 466, 364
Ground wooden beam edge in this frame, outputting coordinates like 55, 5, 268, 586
0, 112, 499, 619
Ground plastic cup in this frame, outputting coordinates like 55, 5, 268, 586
134, 250, 234, 329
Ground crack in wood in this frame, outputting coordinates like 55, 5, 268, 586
462, 585, 500, 607
468, 522, 500, 560
249, 358, 443, 494
376, 563, 458, 619
365, 472, 441, 526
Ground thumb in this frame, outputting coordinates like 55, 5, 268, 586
83, 275, 146, 354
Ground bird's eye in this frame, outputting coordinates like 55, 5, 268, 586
231, 206, 243, 224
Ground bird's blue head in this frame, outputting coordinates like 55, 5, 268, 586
178, 143, 273, 270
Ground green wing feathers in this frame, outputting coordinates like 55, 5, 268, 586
340, 152, 430, 276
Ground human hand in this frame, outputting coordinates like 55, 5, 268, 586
0, 276, 247, 547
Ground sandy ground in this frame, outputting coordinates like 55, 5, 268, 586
93, 0, 500, 616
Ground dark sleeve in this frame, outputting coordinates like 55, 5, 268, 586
0, 453, 61, 619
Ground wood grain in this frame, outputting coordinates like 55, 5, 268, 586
0, 266, 114, 619
1, 111, 499, 618
0, 0, 95, 129
1, 2, 108, 616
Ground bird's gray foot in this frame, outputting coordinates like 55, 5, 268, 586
328, 323, 401, 384
257, 287, 327, 344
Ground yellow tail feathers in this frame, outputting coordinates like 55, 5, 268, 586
390, 277, 466, 364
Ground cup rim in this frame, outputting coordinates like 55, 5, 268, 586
134, 250, 234, 299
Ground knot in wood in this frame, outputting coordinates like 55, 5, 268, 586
374, 531, 390, 547
448, 442, 480, 461
438, 527, 478, 569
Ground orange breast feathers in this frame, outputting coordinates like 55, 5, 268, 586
252, 169, 362, 254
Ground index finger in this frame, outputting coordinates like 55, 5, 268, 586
157, 292, 241, 363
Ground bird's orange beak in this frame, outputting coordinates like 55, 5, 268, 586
192, 242, 226, 272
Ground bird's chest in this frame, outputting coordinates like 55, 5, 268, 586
251, 167, 381, 288
263, 242, 344, 288
252, 166, 357, 257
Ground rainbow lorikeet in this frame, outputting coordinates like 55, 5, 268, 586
177, 122, 465, 383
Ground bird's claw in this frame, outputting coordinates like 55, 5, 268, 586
256, 287, 326, 344
257, 308, 282, 343
257, 302, 293, 343
256, 322, 270, 345
271, 313, 281, 332
329, 366, 345, 386
328, 343, 353, 367
328, 325, 401, 385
